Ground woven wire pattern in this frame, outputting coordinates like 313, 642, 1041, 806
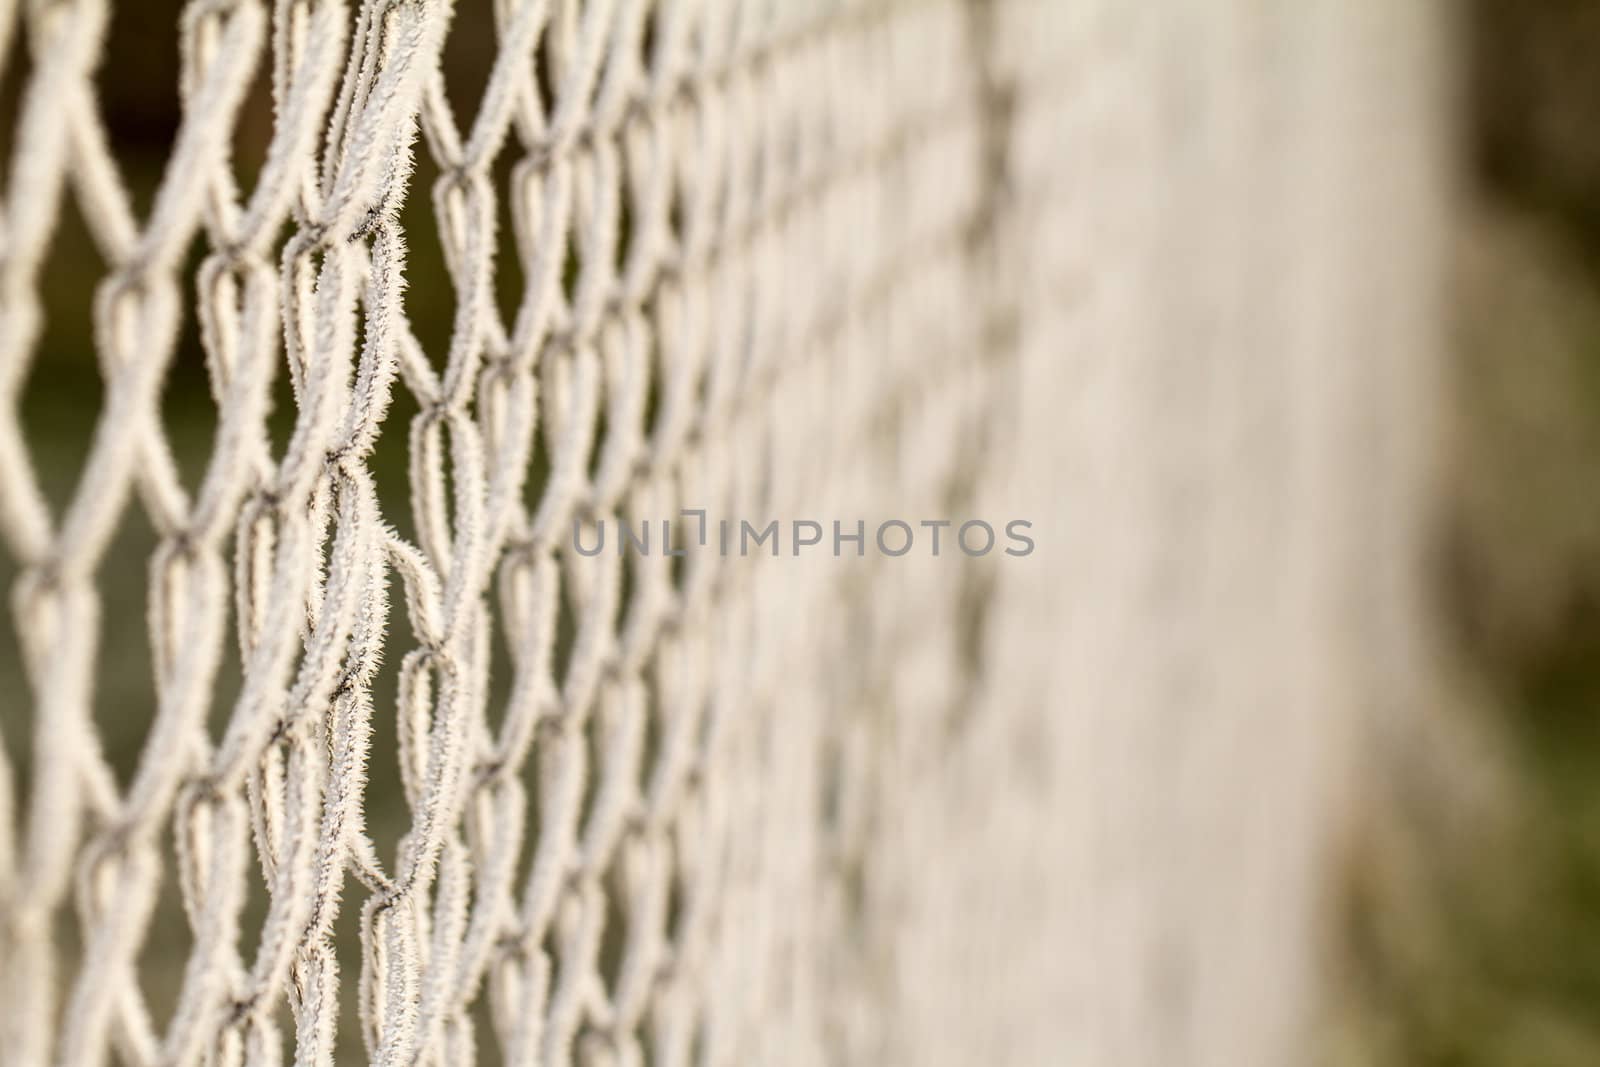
0, 1, 1445, 1065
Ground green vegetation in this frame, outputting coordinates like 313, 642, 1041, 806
1329, 4, 1600, 1063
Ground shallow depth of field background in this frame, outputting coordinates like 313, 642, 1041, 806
1326, 3, 1600, 1064
1, 3, 1599, 1063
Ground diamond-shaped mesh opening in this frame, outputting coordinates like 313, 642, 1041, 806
228, 29, 275, 193
489, 146, 526, 330
125, 824, 197, 1035
438, 0, 499, 132
90, 501, 159, 787
161, 236, 224, 496
362, 584, 414, 872
398, 146, 454, 367
101, 0, 185, 218
21, 195, 103, 516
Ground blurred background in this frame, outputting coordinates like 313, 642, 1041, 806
1325, 2, 1600, 1064
5, 2, 1600, 1063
